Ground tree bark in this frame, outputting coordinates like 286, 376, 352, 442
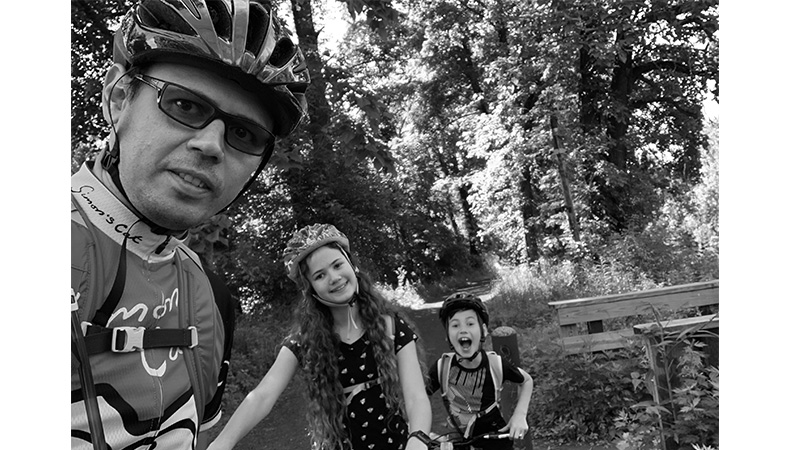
518, 164, 540, 262
287, 0, 336, 223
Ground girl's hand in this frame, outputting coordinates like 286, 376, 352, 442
499, 413, 529, 441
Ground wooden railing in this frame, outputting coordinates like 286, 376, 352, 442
547, 280, 719, 354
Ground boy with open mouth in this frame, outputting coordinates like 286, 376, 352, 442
426, 293, 533, 449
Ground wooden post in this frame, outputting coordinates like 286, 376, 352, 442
491, 327, 533, 450
549, 114, 580, 241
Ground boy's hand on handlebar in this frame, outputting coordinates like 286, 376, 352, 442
499, 413, 529, 440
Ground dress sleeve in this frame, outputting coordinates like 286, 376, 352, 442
392, 314, 418, 353
281, 332, 303, 361
500, 356, 525, 384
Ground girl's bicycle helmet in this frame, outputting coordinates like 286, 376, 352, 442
283, 224, 351, 283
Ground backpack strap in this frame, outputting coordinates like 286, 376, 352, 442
437, 353, 469, 437
342, 378, 383, 405
438, 352, 455, 396
485, 351, 504, 404
201, 265, 236, 428
81, 324, 198, 354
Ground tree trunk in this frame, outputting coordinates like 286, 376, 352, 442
458, 182, 480, 255
606, 27, 634, 170
518, 164, 540, 262
287, 0, 336, 223
550, 115, 580, 241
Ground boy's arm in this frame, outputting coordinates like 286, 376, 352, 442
500, 367, 533, 439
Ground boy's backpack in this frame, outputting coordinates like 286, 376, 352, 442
437, 351, 503, 438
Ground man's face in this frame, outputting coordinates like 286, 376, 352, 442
113, 63, 271, 230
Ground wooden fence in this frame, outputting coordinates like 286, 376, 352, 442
547, 280, 719, 355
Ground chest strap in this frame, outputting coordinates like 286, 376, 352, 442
81, 323, 198, 355
342, 378, 382, 405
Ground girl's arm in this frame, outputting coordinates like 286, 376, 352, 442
207, 346, 299, 450
396, 340, 432, 450
500, 367, 533, 439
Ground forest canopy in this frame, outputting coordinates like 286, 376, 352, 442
71, 0, 719, 313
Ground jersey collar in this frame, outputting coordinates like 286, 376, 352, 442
72, 162, 185, 261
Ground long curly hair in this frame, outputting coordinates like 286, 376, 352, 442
289, 244, 410, 450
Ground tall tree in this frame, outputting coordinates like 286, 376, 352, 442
547, 0, 719, 229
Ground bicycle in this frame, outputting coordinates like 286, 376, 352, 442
414, 430, 512, 449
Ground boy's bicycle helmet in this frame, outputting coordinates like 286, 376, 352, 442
439, 293, 490, 328
283, 224, 351, 283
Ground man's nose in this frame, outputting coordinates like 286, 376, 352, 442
187, 118, 227, 161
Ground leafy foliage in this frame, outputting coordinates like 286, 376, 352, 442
520, 340, 647, 444
71, 0, 132, 156
71, 0, 718, 319
614, 331, 719, 450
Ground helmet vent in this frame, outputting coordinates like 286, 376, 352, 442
246, 3, 269, 56
206, 0, 232, 41
138, 0, 197, 37
269, 37, 296, 68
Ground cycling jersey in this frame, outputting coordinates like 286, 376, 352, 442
71, 162, 227, 450
427, 351, 524, 450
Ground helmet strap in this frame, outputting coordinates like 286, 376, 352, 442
456, 348, 482, 364
335, 243, 360, 295
314, 293, 361, 341
347, 301, 360, 336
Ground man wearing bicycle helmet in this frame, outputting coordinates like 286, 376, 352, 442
70, 1, 309, 449
426, 294, 533, 449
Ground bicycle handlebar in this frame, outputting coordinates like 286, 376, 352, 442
425, 431, 512, 449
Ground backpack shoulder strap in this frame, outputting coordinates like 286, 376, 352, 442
438, 352, 455, 395
485, 351, 504, 402
199, 265, 236, 427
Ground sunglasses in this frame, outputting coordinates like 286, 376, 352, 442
133, 74, 275, 157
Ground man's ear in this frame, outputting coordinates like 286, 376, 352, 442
482, 323, 489, 336
102, 63, 131, 126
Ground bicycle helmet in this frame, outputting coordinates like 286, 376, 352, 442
113, 0, 309, 138
439, 293, 490, 328
102, 0, 311, 225
283, 224, 351, 283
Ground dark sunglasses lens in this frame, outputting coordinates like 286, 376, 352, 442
225, 120, 273, 156
158, 81, 273, 156
159, 84, 215, 128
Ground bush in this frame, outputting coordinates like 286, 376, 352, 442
487, 258, 659, 330
515, 327, 649, 444
613, 327, 719, 450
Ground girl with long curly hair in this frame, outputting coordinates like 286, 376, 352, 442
208, 224, 432, 450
